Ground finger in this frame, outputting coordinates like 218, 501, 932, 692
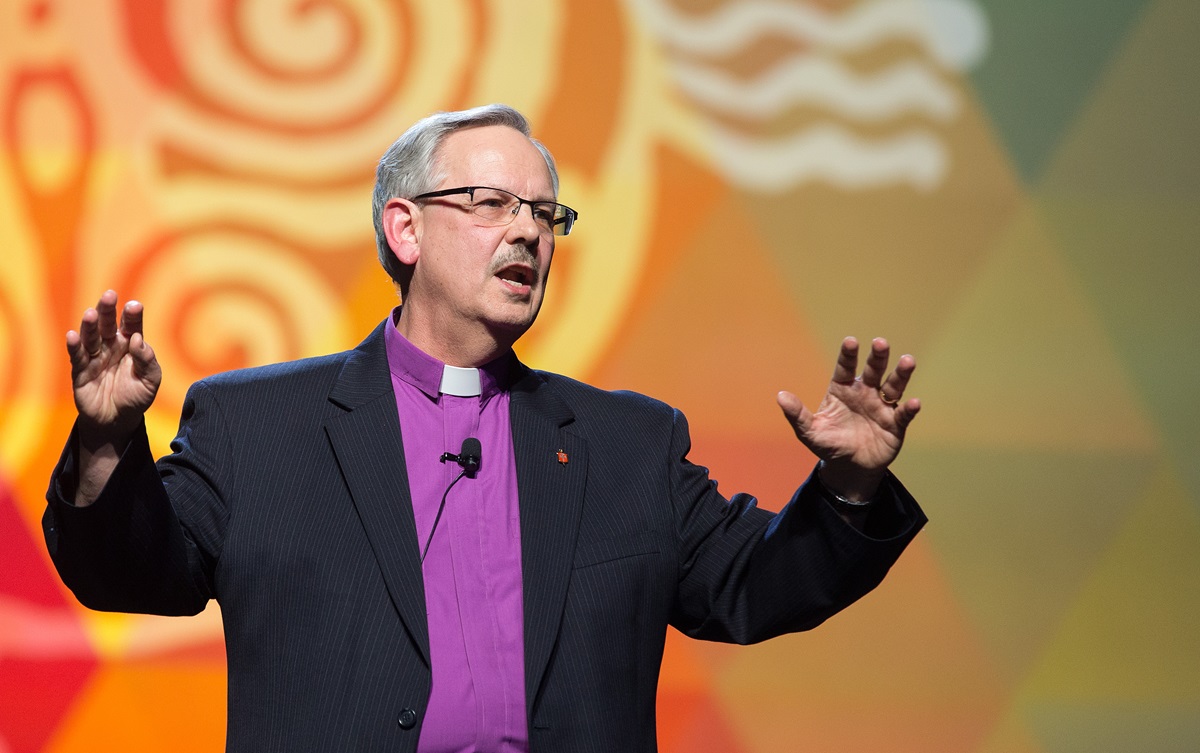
894, 397, 921, 430
95, 290, 119, 342
66, 329, 89, 370
78, 306, 103, 357
831, 337, 859, 384
860, 338, 890, 388
120, 300, 145, 339
879, 353, 916, 402
776, 390, 814, 439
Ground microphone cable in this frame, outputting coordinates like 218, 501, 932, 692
420, 468, 468, 563
420, 437, 482, 563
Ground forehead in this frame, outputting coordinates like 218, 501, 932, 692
435, 125, 553, 196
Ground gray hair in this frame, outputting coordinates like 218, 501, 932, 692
371, 103, 559, 290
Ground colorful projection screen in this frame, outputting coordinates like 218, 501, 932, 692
2, 1, 1197, 751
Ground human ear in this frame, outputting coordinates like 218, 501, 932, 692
383, 198, 421, 266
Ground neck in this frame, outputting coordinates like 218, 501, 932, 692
394, 305, 516, 368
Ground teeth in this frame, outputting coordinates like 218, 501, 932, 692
498, 269, 529, 286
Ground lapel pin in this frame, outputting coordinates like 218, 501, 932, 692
556, 449, 569, 465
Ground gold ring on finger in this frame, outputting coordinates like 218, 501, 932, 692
879, 388, 900, 406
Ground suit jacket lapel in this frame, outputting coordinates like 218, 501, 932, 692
324, 322, 430, 666
320, 326, 588, 694
510, 370, 588, 711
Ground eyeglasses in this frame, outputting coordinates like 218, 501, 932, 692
411, 186, 578, 237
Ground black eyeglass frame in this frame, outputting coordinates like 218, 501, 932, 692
411, 186, 578, 236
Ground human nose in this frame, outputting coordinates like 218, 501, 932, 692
505, 200, 543, 245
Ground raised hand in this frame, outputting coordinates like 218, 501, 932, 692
66, 291, 162, 505
776, 337, 920, 501
67, 290, 162, 434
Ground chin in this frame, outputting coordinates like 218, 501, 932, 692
495, 291, 542, 320
483, 307, 539, 341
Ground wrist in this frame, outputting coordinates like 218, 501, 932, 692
73, 418, 141, 507
76, 414, 140, 454
816, 460, 885, 504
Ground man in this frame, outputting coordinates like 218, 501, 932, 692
46, 104, 925, 752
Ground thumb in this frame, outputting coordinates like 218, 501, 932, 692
776, 390, 813, 440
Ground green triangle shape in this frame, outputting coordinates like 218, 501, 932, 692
1035, 195, 1200, 505
1023, 702, 1200, 753
1039, 0, 1200, 198
1022, 462, 1200, 701
969, 0, 1153, 185
898, 445, 1155, 685
913, 202, 1157, 452
894, 201, 1164, 679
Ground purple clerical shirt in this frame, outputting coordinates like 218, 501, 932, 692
384, 311, 528, 752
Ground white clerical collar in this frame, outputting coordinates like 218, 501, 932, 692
439, 364, 482, 397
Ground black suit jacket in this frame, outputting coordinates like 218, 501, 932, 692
45, 320, 926, 752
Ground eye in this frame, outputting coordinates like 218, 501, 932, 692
532, 205, 556, 223
475, 197, 507, 209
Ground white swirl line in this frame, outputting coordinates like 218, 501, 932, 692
706, 122, 947, 192
672, 55, 959, 121
628, 0, 990, 70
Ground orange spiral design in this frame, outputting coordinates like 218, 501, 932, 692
225, 0, 363, 82
118, 0, 451, 136
117, 224, 353, 411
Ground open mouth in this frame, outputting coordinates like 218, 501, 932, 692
495, 264, 534, 289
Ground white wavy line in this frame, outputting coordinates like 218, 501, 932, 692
706, 123, 947, 191
672, 55, 959, 121
629, 0, 989, 70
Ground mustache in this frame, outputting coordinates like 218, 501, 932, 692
487, 245, 540, 277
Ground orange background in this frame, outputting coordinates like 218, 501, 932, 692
2, 1, 1198, 751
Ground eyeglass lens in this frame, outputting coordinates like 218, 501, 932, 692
469, 188, 574, 236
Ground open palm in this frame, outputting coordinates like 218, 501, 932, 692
777, 337, 920, 499
67, 291, 161, 436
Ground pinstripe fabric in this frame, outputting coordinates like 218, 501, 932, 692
44, 320, 926, 752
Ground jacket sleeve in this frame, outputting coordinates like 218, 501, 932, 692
667, 407, 926, 644
43, 381, 231, 616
